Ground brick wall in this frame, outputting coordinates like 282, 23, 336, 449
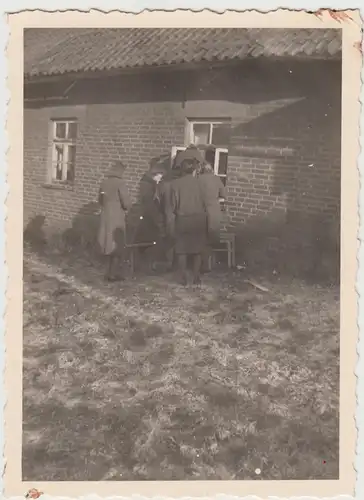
24, 59, 341, 271
23, 101, 185, 230
225, 93, 341, 224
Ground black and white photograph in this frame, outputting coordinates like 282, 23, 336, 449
20, 21, 348, 484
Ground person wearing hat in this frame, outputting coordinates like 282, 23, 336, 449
97, 161, 131, 281
165, 147, 207, 286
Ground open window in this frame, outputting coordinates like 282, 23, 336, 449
187, 120, 230, 184
171, 119, 230, 183
213, 148, 229, 186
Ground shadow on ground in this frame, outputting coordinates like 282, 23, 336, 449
22, 248, 339, 481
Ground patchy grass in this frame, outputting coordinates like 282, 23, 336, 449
23, 250, 339, 481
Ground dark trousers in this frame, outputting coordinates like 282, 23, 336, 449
106, 253, 125, 280
105, 228, 127, 280
177, 253, 202, 285
201, 246, 212, 272
139, 235, 173, 271
201, 229, 220, 272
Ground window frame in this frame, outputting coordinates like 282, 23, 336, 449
171, 145, 187, 168
50, 119, 77, 184
213, 147, 229, 181
186, 120, 228, 147
170, 144, 229, 184
171, 119, 230, 184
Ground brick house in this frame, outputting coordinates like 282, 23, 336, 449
24, 28, 342, 274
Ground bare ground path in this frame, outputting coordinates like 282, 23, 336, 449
22, 251, 339, 481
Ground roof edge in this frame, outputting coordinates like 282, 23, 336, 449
24, 55, 342, 84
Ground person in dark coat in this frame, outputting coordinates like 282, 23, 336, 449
166, 148, 207, 286
98, 161, 131, 281
155, 157, 184, 271
136, 167, 165, 243
135, 164, 168, 271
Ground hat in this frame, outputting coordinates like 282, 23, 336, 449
107, 160, 126, 178
174, 148, 204, 168
150, 163, 169, 176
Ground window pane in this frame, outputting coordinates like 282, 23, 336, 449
67, 122, 78, 140
217, 151, 228, 176
205, 148, 215, 167
54, 143, 64, 162
67, 163, 75, 181
192, 123, 210, 145
68, 145, 76, 164
53, 144, 64, 180
53, 162, 63, 180
211, 123, 230, 147
55, 122, 66, 139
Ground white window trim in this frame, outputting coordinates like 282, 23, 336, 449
214, 147, 229, 178
170, 145, 228, 180
186, 120, 226, 146
171, 145, 186, 167
51, 120, 77, 183
172, 120, 229, 182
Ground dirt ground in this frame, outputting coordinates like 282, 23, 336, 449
22, 249, 339, 481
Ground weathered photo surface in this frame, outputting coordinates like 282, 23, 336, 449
22, 26, 342, 481
4, 10, 359, 497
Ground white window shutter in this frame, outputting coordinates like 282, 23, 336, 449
171, 146, 186, 167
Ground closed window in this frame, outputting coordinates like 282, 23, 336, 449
187, 120, 230, 148
50, 120, 78, 183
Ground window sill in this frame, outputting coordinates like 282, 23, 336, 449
41, 182, 75, 191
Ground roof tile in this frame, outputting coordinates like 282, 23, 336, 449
24, 28, 342, 79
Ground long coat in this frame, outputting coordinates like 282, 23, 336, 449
166, 173, 208, 255
198, 172, 226, 242
97, 174, 131, 255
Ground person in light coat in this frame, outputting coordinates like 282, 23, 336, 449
98, 161, 131, 281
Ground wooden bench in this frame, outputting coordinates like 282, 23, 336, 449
126, 232, 236, 274
208, 232, 236, 270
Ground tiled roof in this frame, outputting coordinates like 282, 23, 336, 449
24, 28, 341, 79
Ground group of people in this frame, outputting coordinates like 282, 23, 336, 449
97, 146, 227, 285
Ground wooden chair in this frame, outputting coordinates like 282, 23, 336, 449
208, 232, 236, 270
124, 211, 160, 276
